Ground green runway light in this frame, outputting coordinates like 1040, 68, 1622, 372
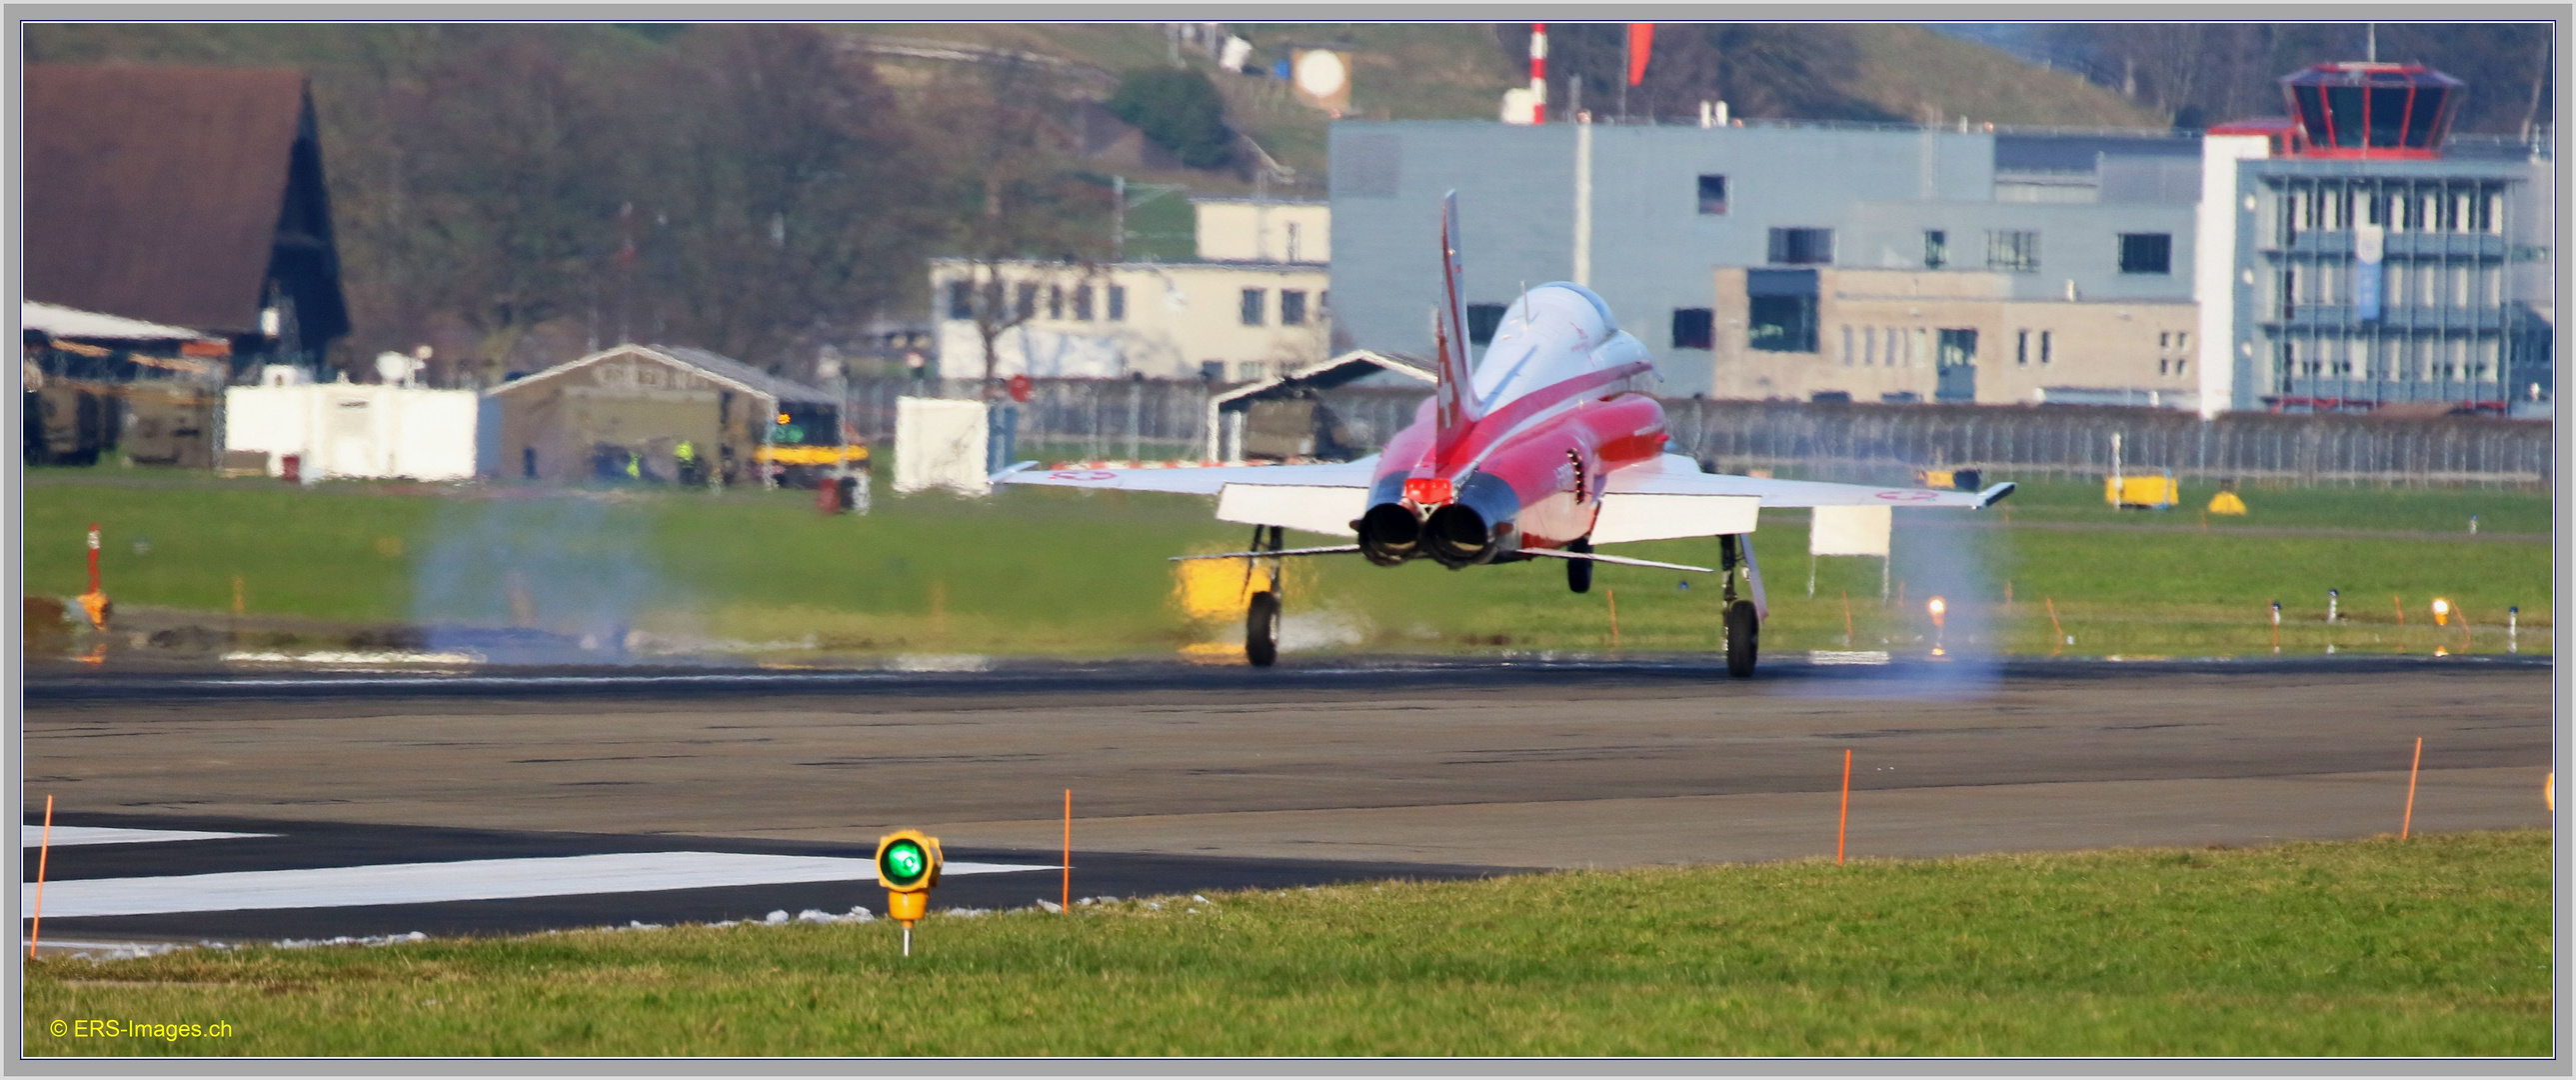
882, 840, 928, 886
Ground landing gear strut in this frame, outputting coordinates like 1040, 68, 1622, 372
1245, 524, 1285, 667
1720, 534, 1758, 678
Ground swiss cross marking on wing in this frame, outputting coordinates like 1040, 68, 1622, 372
1874, 490, 1938, 502
1051, 470, 1120, 482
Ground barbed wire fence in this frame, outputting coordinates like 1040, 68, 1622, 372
845, 377, 2552, 488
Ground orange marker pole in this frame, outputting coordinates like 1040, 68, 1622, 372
1840, 591, 1853, 644
1606, 588, 1619, 648
2046, 597, 2065, 655
2401, 737, 2422, 840
1062, 789, 1072, 911
1836, 749, 1852, 865
28, 795, 53, 959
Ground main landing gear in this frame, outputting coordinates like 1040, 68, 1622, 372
1720, 534, 1758, 678
1244, 524, 1285, 667
1564, 536, 1593, 594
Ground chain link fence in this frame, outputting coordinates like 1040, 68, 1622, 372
845, 377, 2551, 487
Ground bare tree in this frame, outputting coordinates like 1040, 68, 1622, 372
926, 57, 1113, 394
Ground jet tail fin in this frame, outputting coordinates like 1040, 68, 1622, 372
1431, 190, 1484, 463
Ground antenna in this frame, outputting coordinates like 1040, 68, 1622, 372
1519, 281, 1531, 328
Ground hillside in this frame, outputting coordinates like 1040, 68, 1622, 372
1846, 24, 2168, 128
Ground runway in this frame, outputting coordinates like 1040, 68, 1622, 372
22, 653, 2555, 948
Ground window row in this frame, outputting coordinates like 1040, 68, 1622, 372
2275, 334, 2502, 383
1760, 227, 2171, 274
2277, 184, 2504, 238
1241, 288, 1322, 327
947, 281, 1130, 323
2273, 262, 2503, 315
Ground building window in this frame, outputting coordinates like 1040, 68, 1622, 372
1240, 288, 1266, 326
1986, 230, 2040, 273
1767, 227, 1832, 265
1923, 230, 1947, 270
1201, 360, 1226, 381
2118, 233, 2172, 275
1048, 285, 1065, 320
1670, 308, 1714, 350
1841, 326, 1854, 366
1747, 297, 1817, 353
1281, 290, 1307, 326
1236, 360, 1266, 382
1286, 222, 1302, 263
2040, 330, 2053, 364
2017, 329, 2029, 366
1108, 285, 1127, 322
947, 281, 973, 321
1015, 282, 1038, 321
1072, 285, 1095, 321
1466, 303, 1506, 345
1697, 174, 1728, 215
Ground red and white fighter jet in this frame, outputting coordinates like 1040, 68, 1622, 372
995, 192, 2013, 674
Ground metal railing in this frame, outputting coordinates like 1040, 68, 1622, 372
845, 377, 2552, 486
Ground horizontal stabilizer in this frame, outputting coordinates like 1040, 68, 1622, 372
1521, 548, 1714, 574
1170, 546, 1361, 562
1975, 482, 2017, 507
994, 457, 1376, 497
1217, 483, 1368, 537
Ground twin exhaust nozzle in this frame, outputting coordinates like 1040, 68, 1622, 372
1357, 500, 1495, 568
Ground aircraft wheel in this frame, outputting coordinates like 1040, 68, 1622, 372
1246, 591, 1281, 668
1566, 537, 1593, 594
1723, 599, 1759, 678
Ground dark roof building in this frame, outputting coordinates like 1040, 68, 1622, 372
23, 64, 349, 376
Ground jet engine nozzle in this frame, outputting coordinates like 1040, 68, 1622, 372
1422, 503, 1498, 568
1356, 502, 1424, 566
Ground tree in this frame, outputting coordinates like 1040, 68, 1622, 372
927, 57, 1113, 393
621, 25, 934, 377
1106, 67, 1235, 168
381, 32, 621, 383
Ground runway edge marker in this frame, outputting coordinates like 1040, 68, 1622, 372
2402, 736, 2423, 840
1836, 750, 1852, 866
28, 795, 52, 958
1063, 789, 1072, 912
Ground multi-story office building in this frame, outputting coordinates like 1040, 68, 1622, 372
2198, 62, 2553, 417
930, 197, 1331, 382
1327, 60, 2551, 414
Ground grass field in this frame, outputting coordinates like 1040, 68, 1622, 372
22, 469, 2554, 661
20, 831, 2549, 1056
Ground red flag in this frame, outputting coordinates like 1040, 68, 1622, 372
1626, 23, 1653, 86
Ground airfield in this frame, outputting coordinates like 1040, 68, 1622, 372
22, 651, 2552, 950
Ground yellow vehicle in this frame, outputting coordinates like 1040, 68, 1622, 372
2105, 470, 2178, 509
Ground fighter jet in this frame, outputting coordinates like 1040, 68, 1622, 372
993, 192, 2013, 674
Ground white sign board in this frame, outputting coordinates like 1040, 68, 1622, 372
894, 397, 990, 496
1809, 505, 1892, 557
223, 384, 478, 481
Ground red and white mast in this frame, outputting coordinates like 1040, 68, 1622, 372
1528, 23, 1548, 124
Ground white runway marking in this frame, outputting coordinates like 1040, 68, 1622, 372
21, 825, 275, 848
22, 852, 1052, 919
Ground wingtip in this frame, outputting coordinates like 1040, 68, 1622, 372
988, 460, 1041, 485
1975, 481, 2018, 508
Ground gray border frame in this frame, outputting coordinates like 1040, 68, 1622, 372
7, 4, 2566, 1074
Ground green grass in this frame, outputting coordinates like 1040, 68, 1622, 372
22, 831, 2550, 1056
22, 468, 2553, 660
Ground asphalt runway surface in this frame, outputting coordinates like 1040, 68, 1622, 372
21, 652, 2557, 950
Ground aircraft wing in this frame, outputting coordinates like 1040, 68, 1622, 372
993, 457, 1377, 496
1605, 455, 2013, 509
994, 458, 1379, 536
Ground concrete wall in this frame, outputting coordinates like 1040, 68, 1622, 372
1711, 267, 2197, 407
1195, 200, 1330, 263
1330, 120, 2202, 398
930, 259, 1330, 382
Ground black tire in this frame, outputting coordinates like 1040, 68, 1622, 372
1246, 591, 1281, 668
1723, 599, 1759, 678
1565, 537, 1593, 594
